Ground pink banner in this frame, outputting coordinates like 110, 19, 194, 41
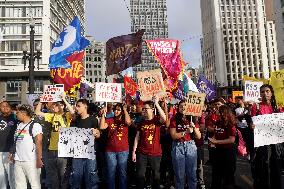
146, 39, 184, 91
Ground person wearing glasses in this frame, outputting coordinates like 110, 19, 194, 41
35, 93, 75, 189
99, 103, 131, 189
132, 95, 167, 189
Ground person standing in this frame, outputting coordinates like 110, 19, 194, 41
100, 103, 131, 189
10, 104, 43, 189
70, 99, 100, 189
169, 100, 201, 189
35, 93, 75, 189
132, 96, 167, 189
208, 105, 237, 189
0, 101, 17, 189
250, 84, 283, 189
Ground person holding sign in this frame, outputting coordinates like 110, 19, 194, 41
169, 100, 201, 189
35, 93, 75, 189
208, 105, 237, 189
132, 95, 167, 189
100, 103, 131, 189
69, 99, 100, 189
250, 84, 284, 189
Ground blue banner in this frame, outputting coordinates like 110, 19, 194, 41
196, 75, 216, 102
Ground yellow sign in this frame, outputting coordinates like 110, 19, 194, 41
243, 75, 269, 84
269, 70, 284, 105
232, 91, 243, 102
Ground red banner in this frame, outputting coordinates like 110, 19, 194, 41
124, 76, 138, 97
145, 39, 184, 91
50, 51, 84, 93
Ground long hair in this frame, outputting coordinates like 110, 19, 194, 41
218, 105, 236, 128
114, 103, 125, 121
175, 100, 196, 125
260, 84, 278, 113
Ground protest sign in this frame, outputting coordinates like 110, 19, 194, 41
137, 69, 166, 101
95, 83, 122, 103
270, 70, 284, 106
40, 84, 64, 102
252, 113, 284, 147
244, 81, 263, 102
232, 91, 243, 102
185, 92, 206, 117
58, 128, 96, 159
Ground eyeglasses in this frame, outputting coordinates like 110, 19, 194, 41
114, 109, 122, 112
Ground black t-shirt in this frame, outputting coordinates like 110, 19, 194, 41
0, 114, 18, 152
72, 115, 99, 129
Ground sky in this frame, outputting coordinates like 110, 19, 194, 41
85, 0, 202, 68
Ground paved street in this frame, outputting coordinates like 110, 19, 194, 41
203, 145, 254, 189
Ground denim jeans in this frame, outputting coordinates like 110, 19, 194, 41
105, 151, 129, 189
171, 140, 197, 189
46, 151, 68, 189
70, 158, 99, 189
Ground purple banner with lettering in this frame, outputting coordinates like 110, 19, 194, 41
106, 29, 145, 76
196, 75, 216, 102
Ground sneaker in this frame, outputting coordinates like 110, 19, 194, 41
199, 184, 206, 189
160, 184, 165, 189
170, 186, 175, 189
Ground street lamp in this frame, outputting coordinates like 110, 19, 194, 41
22, 19, 41, 94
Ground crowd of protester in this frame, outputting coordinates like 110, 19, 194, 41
0, 84, 283, 189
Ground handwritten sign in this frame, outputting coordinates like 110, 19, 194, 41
40, 84, 64, 102
244, 81, 263, 102
137, 69, 166, 101
252, 113, 284, 147
58, 128, 95, 159
95, 83, 122, 102
270, 70, 284, 105
124, 76, 138, 96
185, 92, 206, 117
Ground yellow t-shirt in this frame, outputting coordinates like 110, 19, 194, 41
44, 112, 73, 151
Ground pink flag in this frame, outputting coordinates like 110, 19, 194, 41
146, 39, 184, 91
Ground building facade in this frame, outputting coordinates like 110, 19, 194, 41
0, 0, 86, 103
201, 0, 279, 87
130, 0, 168, 75
274, 0, 284, 69
85, 41, 106, 84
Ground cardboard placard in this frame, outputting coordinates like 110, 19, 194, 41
95, 83, 122, 102
40, 84, 64, 102
137, 69, 166, 101
185, 92, 206, 117
244, 81, 263, 102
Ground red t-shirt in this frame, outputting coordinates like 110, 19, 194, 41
137, 116, 162, 156
105, 118, 129, 152
214, 120, 237, 148
195, 113, 206, 147
170, 116, 199, 142
251, 102, 274, 116
205, 112, 220, 138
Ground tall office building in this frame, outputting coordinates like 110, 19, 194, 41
274, 0, 284, 69
85, 41, 106, 83
0, 0, 86, 103
201, 0, 279, 87
130, 0, 168, 74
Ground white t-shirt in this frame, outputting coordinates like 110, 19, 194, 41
235, 107, 248, 128
14, 121, 42, 161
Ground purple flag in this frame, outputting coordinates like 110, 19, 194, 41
106, 29, 145, 76
197, 75, 216, 102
